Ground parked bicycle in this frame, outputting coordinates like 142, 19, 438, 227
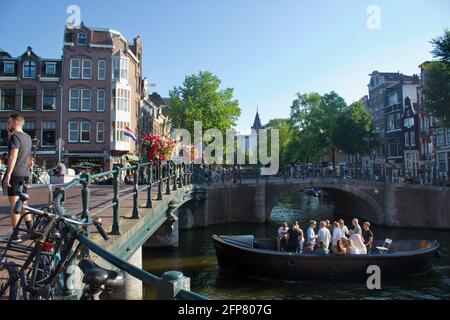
0, 189, 125, 300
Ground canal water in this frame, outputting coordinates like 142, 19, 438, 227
143, 193, 450, 300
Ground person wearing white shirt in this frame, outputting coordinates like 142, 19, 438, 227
317, 221, 331, 249
306, 220, 317, 252
276, 222, 289, 251
332, 221, 343, 248
338, 219, 350, 238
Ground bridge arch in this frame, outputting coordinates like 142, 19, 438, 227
264, 181, 385, 224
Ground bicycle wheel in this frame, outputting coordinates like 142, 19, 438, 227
0, 263, 20, 300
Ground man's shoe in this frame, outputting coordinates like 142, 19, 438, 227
8, 234, 23, 244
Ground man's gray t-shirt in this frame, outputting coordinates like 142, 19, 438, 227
8, 131, 32, 177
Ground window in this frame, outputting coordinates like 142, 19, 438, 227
437, 129, 445, 146
42, 121, 56, 146
447, 129, 450, 145
70, 59, 80, 79
82, 59, 92, 79
77, 33, 87, 45
112, 58, 129, 81
98, 60, 106, 80
405, 132, 409, 147
0, 121, 8, 146
387, 114, 396, 131
114, 121, 130, 142
97, 89, 105, 112
23, 60, 36, 78
404, 117, 414, 129
81, 89, 91, 111
45, 62, 56, 75
22, 89, 36, 111
410, 131, 415, 146
42, 89, 57, 111
69, 89, 80, 111
120, 59, 129, 80
3, 62, 15, 74
387, 93, 398, 106
113, 59, 120, 79
388, 139, 398, 157
112, 88, 130, 112
96, 122, 104, 143
68, 122, 79, 142
0, 89, 15, 111
23, 121, 36, 139
437, 153, 447, 172
80, 122, 90, 142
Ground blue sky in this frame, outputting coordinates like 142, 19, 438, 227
1, 0, 449, 133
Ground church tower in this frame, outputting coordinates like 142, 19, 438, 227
251, 107, 262, 131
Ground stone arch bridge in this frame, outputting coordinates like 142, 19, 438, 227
179, 178, 450, 230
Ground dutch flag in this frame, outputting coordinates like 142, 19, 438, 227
124, 126, 137, 142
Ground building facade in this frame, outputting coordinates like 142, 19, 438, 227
62, 23, 143, 171
0, 47, 62, 169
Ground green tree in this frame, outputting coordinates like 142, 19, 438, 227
169, 71, 241, 135
290, 91, 347, 170
423, 30, 450, 126
333, 102, 378, 155
263, 118, 293, 165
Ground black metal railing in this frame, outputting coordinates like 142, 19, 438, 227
49, 160, 206, 300
190, 164, 450, 188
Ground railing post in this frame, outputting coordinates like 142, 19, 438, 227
132, 165, 140, 219
173, 163, 178, 191
146, 162, 153, 208
182, 163, 187, 186
165, 162, 171, 195
157, 161, 163, 200
111, 166, 121, 235
156, 271, 190, 300
178, 165, 183, 188
80, 173, 91, 237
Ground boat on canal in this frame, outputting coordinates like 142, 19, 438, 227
212, 235, 440, 281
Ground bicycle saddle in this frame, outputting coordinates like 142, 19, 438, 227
78, 259, 125, 288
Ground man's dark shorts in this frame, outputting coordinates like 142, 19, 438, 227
4, 176, 29, 197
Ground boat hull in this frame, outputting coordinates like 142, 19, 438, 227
212, 235, 440, 281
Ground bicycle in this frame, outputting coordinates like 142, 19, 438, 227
0, 191, 125, 300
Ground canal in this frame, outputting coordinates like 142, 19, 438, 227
143, 192, 450, 300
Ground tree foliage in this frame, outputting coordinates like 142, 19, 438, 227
332, 102, 378, 155
169, 71, 241, 136
423, 30, 450, 126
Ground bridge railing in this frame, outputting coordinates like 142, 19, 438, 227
191, 164, 450, 188
48, 160, 206, 300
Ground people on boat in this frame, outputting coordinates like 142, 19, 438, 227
276, 222, 289, 251
315, 241, 330, 255
286, 223, 301, 253
338, 219, 350, 238
332, 221, 343, 249
317, 221, 331, 249
306, 220, 318, 252
325, 219, 333, 236
345, 239, 360, 254
293, 223, 305, 253
332, 238, 347, 255
350, 234, 367, 254
351, 218, 362, 236
362, 222, 374, 252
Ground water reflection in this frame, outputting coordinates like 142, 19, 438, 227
143, 193, 450, 300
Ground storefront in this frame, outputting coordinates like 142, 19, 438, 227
63, 153, 111, 173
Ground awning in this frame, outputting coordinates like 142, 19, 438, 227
63, 153, 111, 158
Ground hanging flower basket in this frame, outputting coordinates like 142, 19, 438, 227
143, 134, 175, 161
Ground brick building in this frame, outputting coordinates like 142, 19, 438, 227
62, 23, 143, 171
0, 47, 62, 169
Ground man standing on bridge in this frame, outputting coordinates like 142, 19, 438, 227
2, 113, 33, 243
